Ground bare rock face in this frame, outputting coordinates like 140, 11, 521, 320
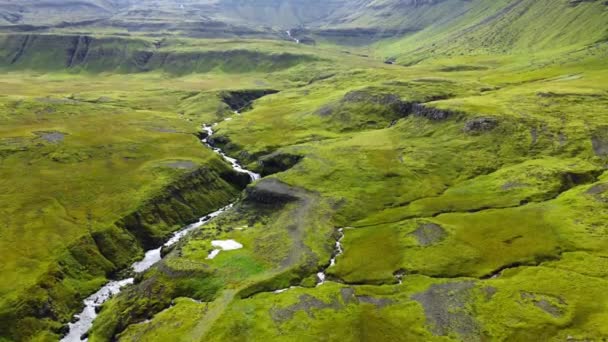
245, 178, 302, 205
258, 151, 303, 176
219, 89, 279, 112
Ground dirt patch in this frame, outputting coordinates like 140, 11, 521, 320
520, 291, 567, 317
520, 292, 567, 318
164, 160, 198, 170
270, 294, 342, 323
410, 223, 447, 246
501, 181, 528, 190
591, 134, 608, 157
585, 183, 608, 202
586, 183, 608, 195
356, 296, 394, 308
35, 131, 66, 143
482, 286, 497, 300
340, 287, 356, 304
411, 281, 480, 339
152, 127, 181, 133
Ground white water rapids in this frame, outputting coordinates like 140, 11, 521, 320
62, 115, 260, 341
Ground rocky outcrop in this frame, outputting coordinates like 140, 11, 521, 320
341, 90, 413, 116
118, 165, 249, 250
412, 103, 457, 120
219, 89, 279, 111
258, 152, 303, 176
245, 178, 302, 205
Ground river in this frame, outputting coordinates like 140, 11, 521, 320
61, 117, 259, 342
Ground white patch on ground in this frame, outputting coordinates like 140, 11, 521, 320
207, 249, 221, 259
273, 286, 300, 294
206, 240, 243, 259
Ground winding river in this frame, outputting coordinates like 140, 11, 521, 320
62, 117, 260, 342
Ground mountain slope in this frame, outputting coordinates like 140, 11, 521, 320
374, 0, 608, 61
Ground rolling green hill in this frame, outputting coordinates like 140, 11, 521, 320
0, 0, 607, 341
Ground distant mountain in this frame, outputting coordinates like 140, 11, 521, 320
0, 0, 605, 52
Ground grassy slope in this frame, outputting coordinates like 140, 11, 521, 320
0, 36, 326, 340
0, 72, 243, 340
108, 41, 608, 342
109, 14, 608, 342
374, 0, 608, 61
2, 1, 608, 341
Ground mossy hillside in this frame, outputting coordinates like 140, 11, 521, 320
332, 176, 608, 283
1, 16, 608, 342
118, 262, 608, 342
0, 34, 321, 74
210, 67, 481, 162
374, 0, 608, 62
0, 70, 286, 341
212, 41, 608, 225
356, 157, 602, 225
89, 179, 336, 341
99, 35, 608, 341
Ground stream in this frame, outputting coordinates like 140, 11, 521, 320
62, 116, 260, 342
286, 30, 300, 44
316, 228, 344, 286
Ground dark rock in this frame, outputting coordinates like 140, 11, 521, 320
219, 89, 279, 112
341, 90, 412, 116
412, 104, 455, 120
258, 152, 303, 176
245, 178, 302, 205
384, 57, 396, 65
207, 134, 230, 146
316, 104, 334, 116
463, 117, 499, 134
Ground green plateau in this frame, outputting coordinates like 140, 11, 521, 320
0, 0, 607, 341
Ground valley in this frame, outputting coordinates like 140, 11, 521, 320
0, 0, 607, 341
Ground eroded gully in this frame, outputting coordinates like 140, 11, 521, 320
61, 113, 260, 342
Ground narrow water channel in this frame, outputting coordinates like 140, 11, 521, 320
62, 116, 259, 342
